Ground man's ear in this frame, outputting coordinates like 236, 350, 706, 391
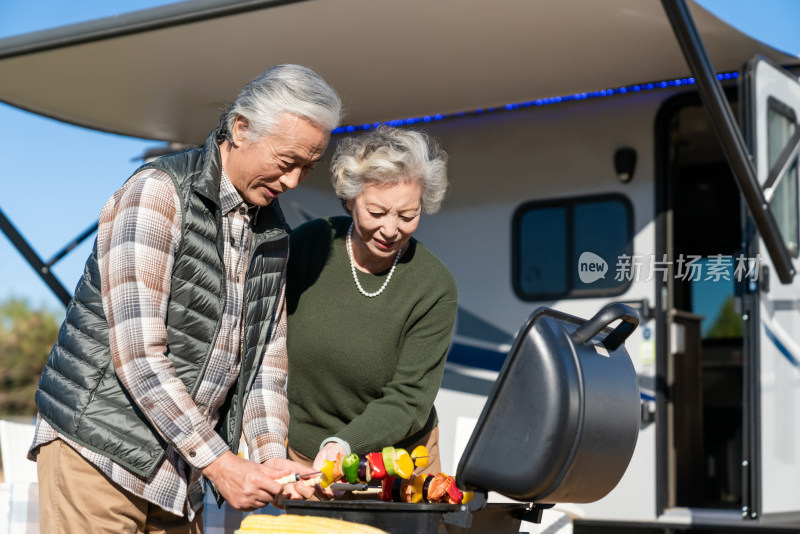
232, 115, 250, 146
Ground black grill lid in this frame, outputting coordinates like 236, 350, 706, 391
456, 303, 640, 503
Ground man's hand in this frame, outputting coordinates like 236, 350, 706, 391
202, 451, 290, 510
262, 458, 315, 500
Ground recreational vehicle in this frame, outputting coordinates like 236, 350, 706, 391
0, 1, 799, 532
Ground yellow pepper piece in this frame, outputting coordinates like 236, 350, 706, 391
393, 448, 414, 479
411, 445, 429, 468
320, 459, 336, 489
410, 474, 427, 503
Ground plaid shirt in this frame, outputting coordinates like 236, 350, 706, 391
31, 167, 290, 519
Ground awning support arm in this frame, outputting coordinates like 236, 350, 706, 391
661, 0, 796, 283
45, 221, 98, 268
0, 207, 71, 306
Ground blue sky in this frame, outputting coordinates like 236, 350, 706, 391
1, 0, 800, 316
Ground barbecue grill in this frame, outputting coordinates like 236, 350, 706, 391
282, 302, 641, 533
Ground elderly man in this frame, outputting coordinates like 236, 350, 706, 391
29, 64, 341, 533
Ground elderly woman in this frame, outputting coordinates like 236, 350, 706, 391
285, 127, 457, 476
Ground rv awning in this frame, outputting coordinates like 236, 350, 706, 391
0, 0, 796, 145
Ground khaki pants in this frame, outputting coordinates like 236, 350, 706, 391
35, 440, 202, 534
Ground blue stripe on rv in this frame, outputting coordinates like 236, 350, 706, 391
763, 323, 800, 369
448, 341, 657, 403
447, 342, 507, 372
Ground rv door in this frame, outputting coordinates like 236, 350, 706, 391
741, 56, 800, 522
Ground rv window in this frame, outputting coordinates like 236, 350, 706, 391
513, 194, 633, 300
767, 100, 800, 256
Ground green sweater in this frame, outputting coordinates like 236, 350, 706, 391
286, 216, 458, 457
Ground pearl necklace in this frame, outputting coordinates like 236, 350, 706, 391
346, 222, 402, 298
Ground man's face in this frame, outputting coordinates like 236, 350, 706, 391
225, 114, 329, 206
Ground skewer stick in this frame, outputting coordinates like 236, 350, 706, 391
274, 473, 322, 486
330, 482, 371, 491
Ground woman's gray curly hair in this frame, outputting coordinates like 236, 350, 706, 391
330, 127, 449, 214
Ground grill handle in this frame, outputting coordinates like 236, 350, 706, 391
571, 302, 639, 351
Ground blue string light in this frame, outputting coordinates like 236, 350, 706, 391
330, 71, 739, 135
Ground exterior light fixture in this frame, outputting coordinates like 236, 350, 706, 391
614, 147, 637, 183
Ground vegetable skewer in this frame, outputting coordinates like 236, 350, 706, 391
272, 444, 470, 503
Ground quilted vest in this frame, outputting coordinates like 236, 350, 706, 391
35, 129, 290, 477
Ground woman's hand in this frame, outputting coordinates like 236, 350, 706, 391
312, 441, 349, 499
312, 441, 349, 470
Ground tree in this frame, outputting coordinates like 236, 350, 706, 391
705, 296, 743, 339
0, 297, 59, 415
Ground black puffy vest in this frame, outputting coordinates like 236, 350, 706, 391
35, 129, 290, 477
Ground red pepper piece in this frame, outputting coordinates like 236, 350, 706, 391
368, 452, 387, 480
381, 475, 396, 502
446, 476, 464, 504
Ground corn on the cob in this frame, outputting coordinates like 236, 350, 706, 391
235, 513, 389, 534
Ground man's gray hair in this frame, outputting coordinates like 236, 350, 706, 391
330, 127, 449, 214
219, 64, 342, 141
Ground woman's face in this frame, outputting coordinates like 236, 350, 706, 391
347, 181, 423, 271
